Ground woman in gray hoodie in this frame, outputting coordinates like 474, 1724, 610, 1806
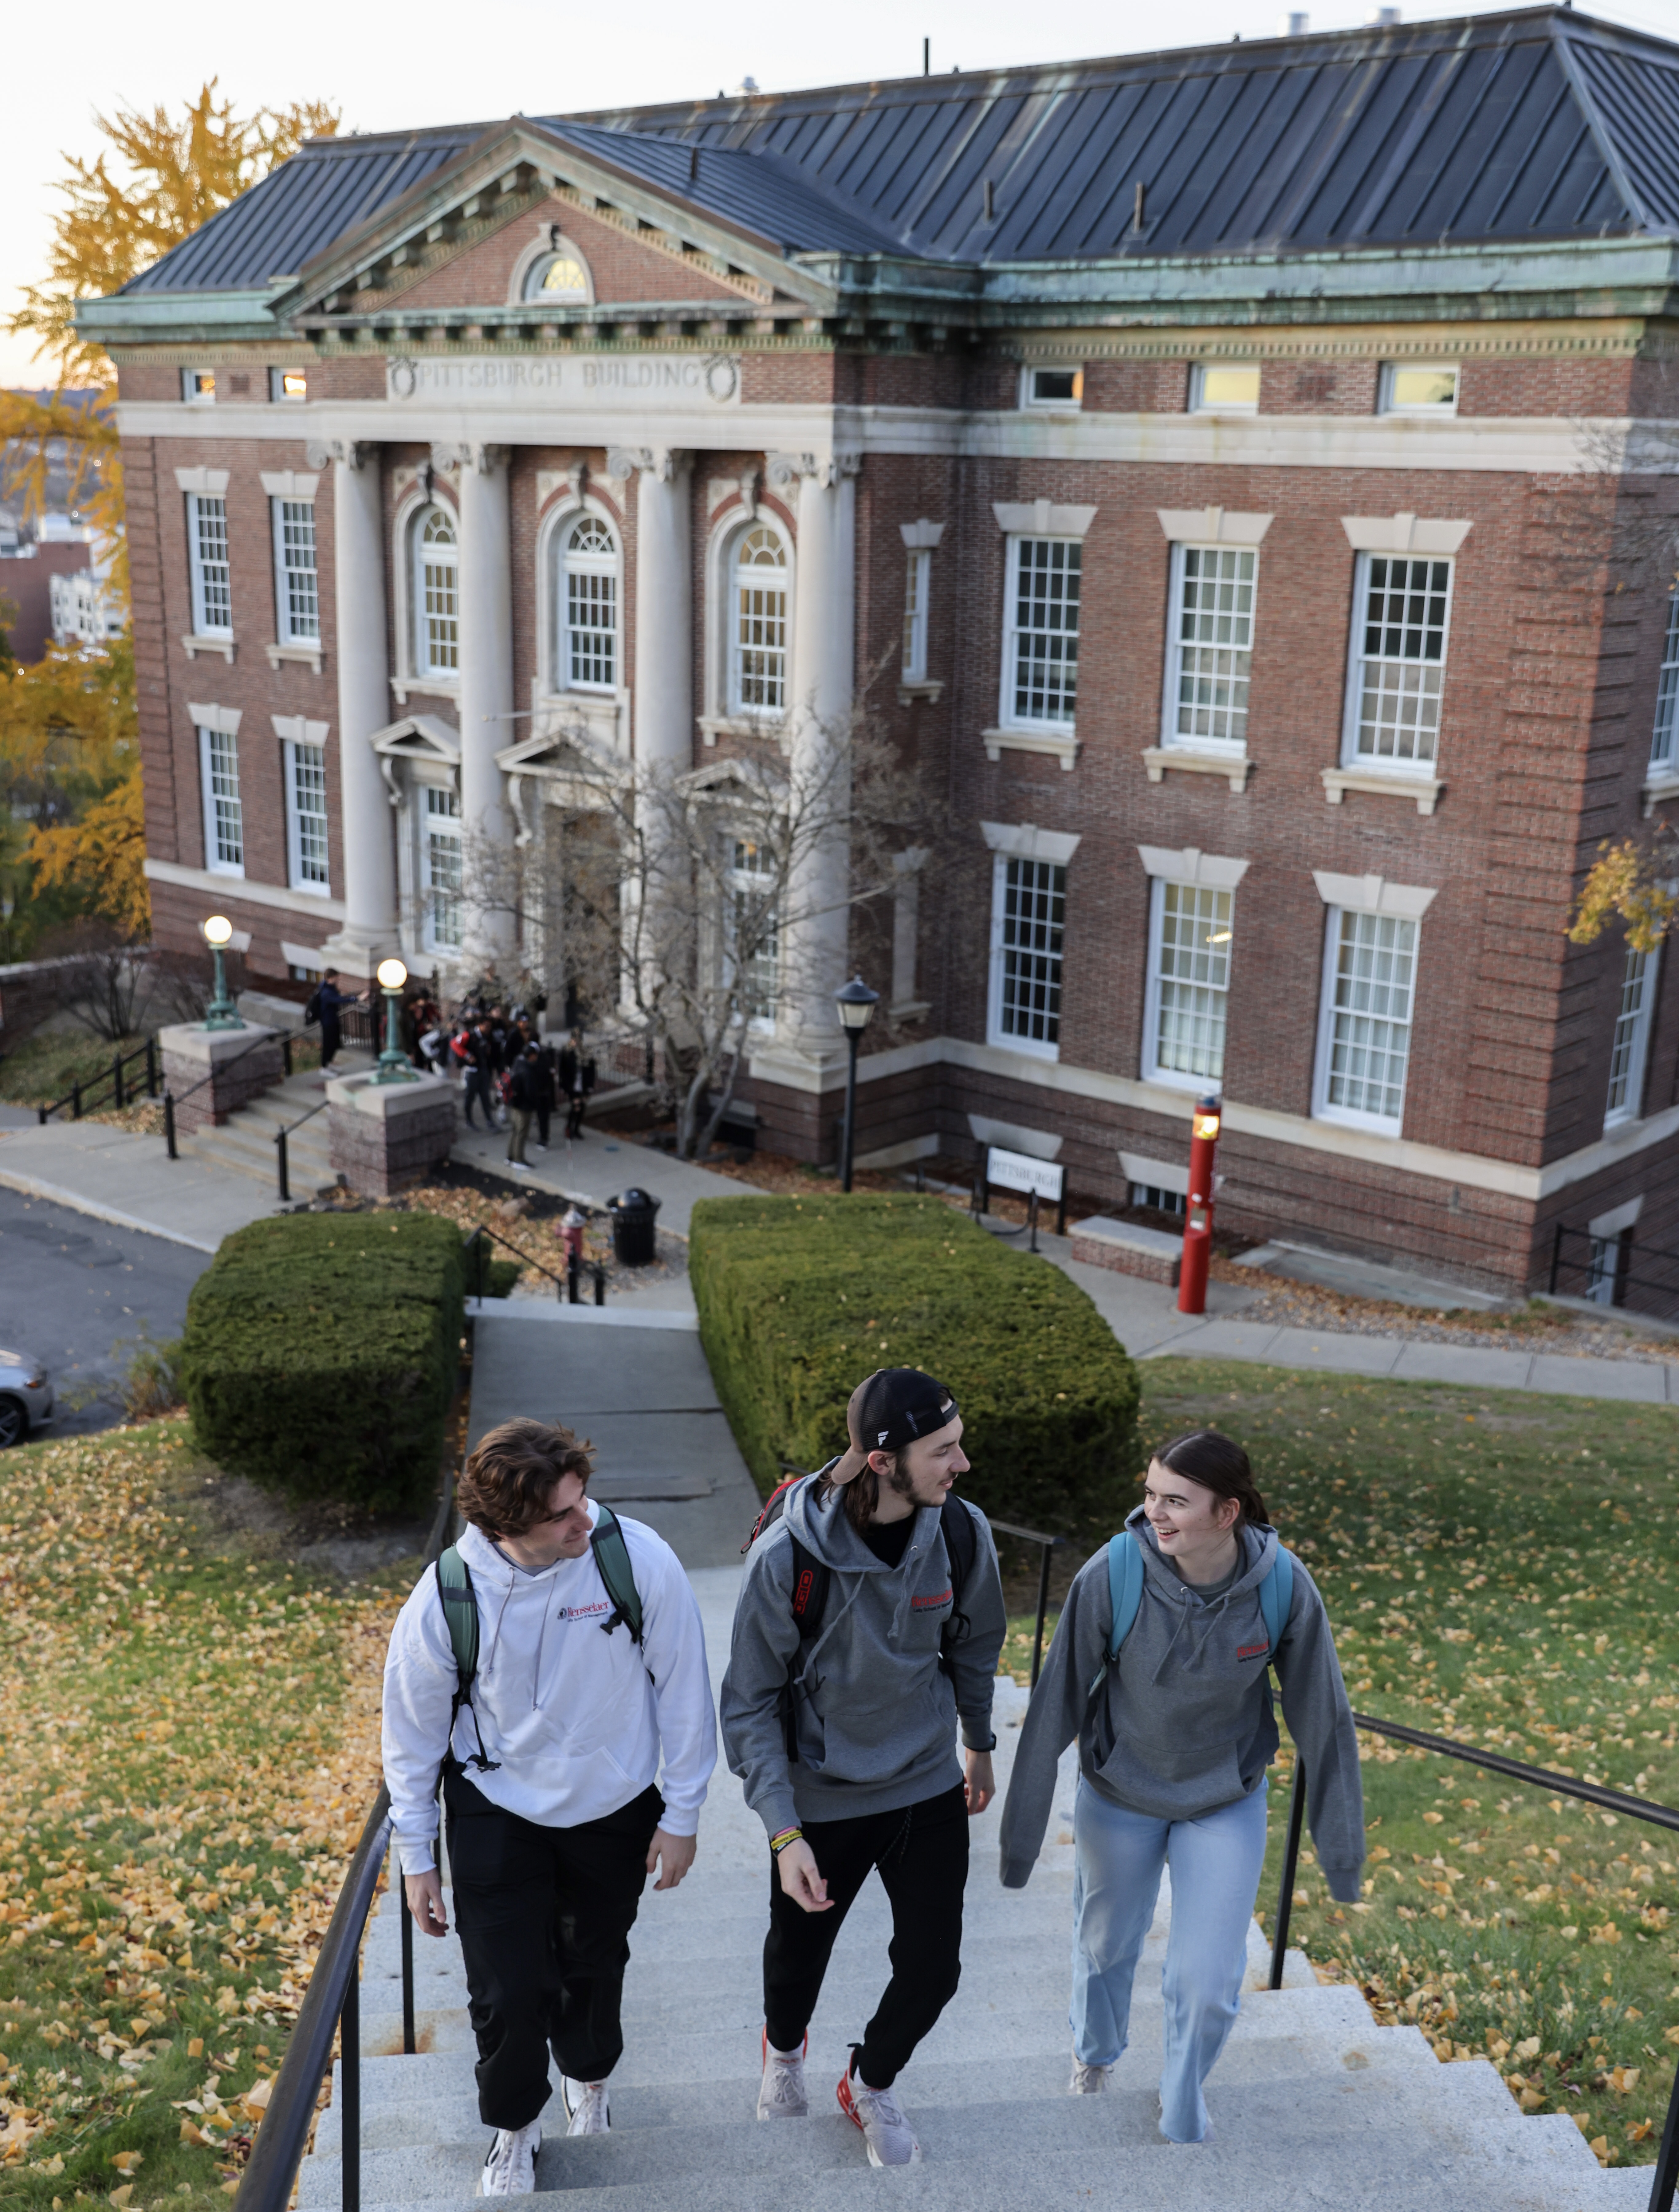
997, 1429, 1362, 2143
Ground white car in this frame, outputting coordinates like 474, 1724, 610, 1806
0, 1349, 53, 1448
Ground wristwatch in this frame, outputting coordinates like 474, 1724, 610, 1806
967, 1734, 998, 1754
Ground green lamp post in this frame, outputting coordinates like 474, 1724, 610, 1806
372, 957, 418, 1084
201, 915, 245, 1031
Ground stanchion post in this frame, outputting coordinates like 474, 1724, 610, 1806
164, 1091, 178, 1160
340, 1967, 360, 2212
1030, 1541, 1053, 1689
276, 1130, 290, 1203
1268, 1757, 1308, 1990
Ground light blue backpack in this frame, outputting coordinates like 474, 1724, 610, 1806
1084, 1531, 1294, 1704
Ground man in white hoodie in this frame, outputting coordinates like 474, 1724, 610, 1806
383, 1418, 717, 2195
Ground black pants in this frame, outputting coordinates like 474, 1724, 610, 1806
445, 1769, 663, 2129
565, 1092, 587, 1138
535, 1102, 551, 1145
763, 1783, 968, 2090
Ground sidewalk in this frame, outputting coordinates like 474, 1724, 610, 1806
0, 1117, 281, 1253
450, 1113, 751, 1236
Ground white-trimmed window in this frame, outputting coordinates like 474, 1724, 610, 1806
413, 506, 459, 680
199, 726, 243, 876
421, 786, 462, 952
1651, 594, 1679, 772
1167, 545, 1255, 749
272, 499, 319, 644
1003, 537, 1080, 727
269, 367, 308, 403
724, 837, 780, 1027
1023, 365, 1082, 408
902, 549, 930, 683
284, 740, 330, 894
1190, 364, 1260, 413
560, 515, 618, 691
988, 854, 1066, 1057
1605, 942, 1657, 1127
729, 525, 788, 716
1346, 554, 1453, 769
181, 369, 216, 405
523, 251, 589, 301
1314, 907, 1418, 1132
1145, 880, 1234, 1085
1379, 364, 1459, 415
187, 494, 232, 637
1586, 1234, 1625, 1306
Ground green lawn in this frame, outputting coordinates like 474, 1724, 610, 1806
1037, 1359, 1679, 2171
0, 1418, 405, 2212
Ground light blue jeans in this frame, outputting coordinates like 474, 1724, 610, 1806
1069, 1774, 1269, 2143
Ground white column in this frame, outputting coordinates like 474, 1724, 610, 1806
320, 442, 397, 970
774, 452, 859, 1054
624, 447, 693, 767
455, 441, 517, 962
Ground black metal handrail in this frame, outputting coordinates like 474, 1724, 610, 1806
773, 1460, 1067, 1689
1548, 1222, 1679, 1313
274, 1096, 329, 1202
1268, 1712, 1679, 2211
235, 1381, 465, 2212
465, 1221, 604, 1307
163, 1029, 295, 1160
36, 1036, 158, 1124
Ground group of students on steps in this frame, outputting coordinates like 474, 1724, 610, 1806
380, 1368, 1364, 2190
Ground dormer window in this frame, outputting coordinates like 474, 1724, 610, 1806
524, 252, 590, 302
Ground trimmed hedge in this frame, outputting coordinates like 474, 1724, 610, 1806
689, 1193, 1140, 1533
180, 1212, 465, 1512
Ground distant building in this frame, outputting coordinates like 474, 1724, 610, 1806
0, 514, 95, 659
74, 4, 1679, 1305
49, 558, 123, 647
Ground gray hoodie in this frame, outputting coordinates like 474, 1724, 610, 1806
998, 1508, 1364, 1901
720, 1474, 1007, 1838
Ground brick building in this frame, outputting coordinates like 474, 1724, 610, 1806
81, 6, 1679, 1301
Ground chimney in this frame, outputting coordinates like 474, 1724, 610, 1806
1279, 10, 1309, 30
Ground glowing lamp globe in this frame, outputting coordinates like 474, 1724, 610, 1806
377, 958, 408, 991
203, 915, 233, 947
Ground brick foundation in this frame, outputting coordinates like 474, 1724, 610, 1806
327, 1071, 458, 1197
159, 1022, 284, 1133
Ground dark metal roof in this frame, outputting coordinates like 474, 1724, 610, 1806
117, 6, 1679, 300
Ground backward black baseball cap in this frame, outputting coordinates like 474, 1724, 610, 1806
831, 1367, 960, 1486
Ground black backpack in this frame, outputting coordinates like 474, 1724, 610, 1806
432, 1509, 646, 1777
742, 1472, 979, 1759
303, 986, 322, 1025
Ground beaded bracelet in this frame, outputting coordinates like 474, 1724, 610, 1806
769, 1826, 803, 1856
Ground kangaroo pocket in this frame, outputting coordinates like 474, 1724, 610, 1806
798, 1661, 951, 1785
1096, 1711, 1251, 1813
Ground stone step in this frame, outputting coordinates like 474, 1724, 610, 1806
297, 2110, 1620, 2212
313, 2030, 1444, 2152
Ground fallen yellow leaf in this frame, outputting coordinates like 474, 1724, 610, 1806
108, 2189, 133, 2209
109, 2152, 143, 2176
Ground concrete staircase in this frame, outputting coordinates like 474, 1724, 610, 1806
183, 1052, 378, 1198
301, 1566, 1648, 2212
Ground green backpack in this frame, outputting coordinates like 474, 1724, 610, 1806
433, 1507, 645, 1776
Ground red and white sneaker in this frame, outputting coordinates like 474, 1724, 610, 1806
836, 2054, 922, 2167
757, 2029, 808, 2120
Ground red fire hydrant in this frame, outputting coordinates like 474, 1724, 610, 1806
1177, 1092, 1222, 1316
560, 1205, 587, 1269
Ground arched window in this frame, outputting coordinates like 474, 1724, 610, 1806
413, 506, 459, 679
523, 252, 589, 302
730, 524, 788, 715
560, 514, 618, 691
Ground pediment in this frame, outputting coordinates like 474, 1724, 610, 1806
370, 714, 460, 764
282, 119, 828, 327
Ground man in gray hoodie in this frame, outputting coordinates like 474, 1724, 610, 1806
721, 1368, 1007, 2169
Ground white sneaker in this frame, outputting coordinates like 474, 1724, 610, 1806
478, 2121, 540, 2195
508, 1161, 530, 1173
1071, 2057, 1114, 2094
561, 2077, 609, 2135
757, 2029, 808, 2120
837, 2059, 921, 2168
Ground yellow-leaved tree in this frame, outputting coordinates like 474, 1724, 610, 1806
0, 84, 338, 951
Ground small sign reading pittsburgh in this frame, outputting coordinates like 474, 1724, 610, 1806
985, 1146, 1064, 1202
387, 354, 741, 407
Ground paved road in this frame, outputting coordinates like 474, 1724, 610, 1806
0, 1185, 210, 1439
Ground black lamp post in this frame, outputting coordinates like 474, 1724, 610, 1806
834, 974, 880, 1193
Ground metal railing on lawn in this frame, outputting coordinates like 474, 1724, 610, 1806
1270, 1712, 1679, 2212
235, 1417, 461, 2212
274, 1097, 328, 1202
36, 1036, 159, 1124
774, 1461, 1066, 1689
465, 1220, 605, 1307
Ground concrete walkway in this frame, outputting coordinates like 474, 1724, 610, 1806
449, 1112, 750, 1236
0, 1117, 282, 1253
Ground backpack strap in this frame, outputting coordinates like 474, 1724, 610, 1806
432, 1546, 500, 1775
1086, 1531, 1145, 1703
782, 1531, 830, 1761
936, 1497, 979, 1677
590, 1504, 644, 1646
1259, 1543, 1294, 1659
741, 1474, 804, 1557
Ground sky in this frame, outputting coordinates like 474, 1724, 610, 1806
4, 0, 1678, 392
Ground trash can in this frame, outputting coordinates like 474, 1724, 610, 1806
607, 1187, 660, 1266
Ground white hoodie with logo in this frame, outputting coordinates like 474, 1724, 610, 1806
382, 1509, 718, 1875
